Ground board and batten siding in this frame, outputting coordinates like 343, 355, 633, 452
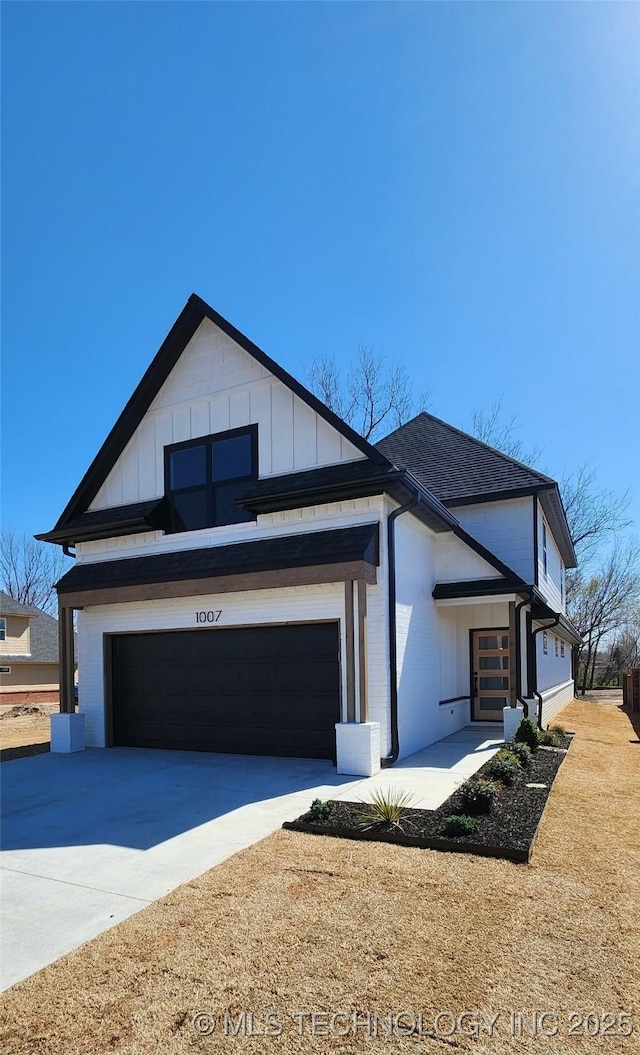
453, 497, 534, 583
77, 577, 389, 752
89, 318, 365, 513
536, 502, 565, 612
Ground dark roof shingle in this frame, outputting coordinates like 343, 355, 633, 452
56, 524, 380, 596
376, 413, 554, 503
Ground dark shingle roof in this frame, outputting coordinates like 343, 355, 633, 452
0, 604, 60, 664
57, 524, 380, 595
240, 460, 401, 512
0, 591, 40, 617
36, 499, 164, 545
376, 413, 554, 504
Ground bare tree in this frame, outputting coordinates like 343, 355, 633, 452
470, 398, 543, 469
567, 541, 640, 693
0, 531, 70, 615
596, 615, 640, 686
560, 463, 631, 569
307, 347, 430, 441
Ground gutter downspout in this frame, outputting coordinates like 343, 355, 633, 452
381, 499, 418, 768
530, 615, 561, 729
514, 589, 534, 716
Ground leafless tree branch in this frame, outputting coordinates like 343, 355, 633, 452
0, 531, 70, 615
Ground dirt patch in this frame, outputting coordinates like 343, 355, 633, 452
0, 703, 56, 754
578, 688, 624, 706
0, 705, 48, 720
1, 700, 638, 1055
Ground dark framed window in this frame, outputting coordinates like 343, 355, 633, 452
0, 618, 5, 643
561, 641, 565, 658
543, 630, 548, 655
164, 425, 258, 533
542, 521, 548, 577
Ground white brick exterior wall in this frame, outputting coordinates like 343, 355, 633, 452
77, 497, 383, 564
78, 577, 389, 751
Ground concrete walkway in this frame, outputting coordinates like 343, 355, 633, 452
0, 726, 500, 990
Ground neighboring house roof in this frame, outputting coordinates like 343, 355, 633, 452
0, 591, 40, 618
0, 603, 60, 665
377, 413, 577, 568
45, 294, 389, 535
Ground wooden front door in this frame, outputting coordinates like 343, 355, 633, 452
471, 629, 510, 721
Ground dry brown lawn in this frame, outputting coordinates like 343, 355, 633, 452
1, 700, 638, 1055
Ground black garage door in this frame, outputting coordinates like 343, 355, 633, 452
110, 623, 340, 759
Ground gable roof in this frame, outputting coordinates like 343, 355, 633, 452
376, 412, 554, 503
377, 412, 577, 568
50, 294, 389, 533
0, 595, 60, 664
0, 591, 40, 618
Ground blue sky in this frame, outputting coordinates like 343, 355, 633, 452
2, 2, 638, 543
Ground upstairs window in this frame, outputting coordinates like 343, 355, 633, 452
561, 641, 565, 658
542, 521, 548, 578
0, 618, 5, 642
555, 637, 559, 657
165, 426, 257, 533
543, 631, 548, 655
560, 561, 565, 603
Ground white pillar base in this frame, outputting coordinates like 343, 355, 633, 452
503, 705, 524, 743
50, 713, 86, 753
335, 721, 380, 776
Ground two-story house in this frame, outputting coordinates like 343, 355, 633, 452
0, 592, 61, 704
38, 295, 581, 774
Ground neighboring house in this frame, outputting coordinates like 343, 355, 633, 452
37, 294, 581, 774
0, 592, 61, 704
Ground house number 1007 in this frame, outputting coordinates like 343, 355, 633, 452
195, 610, 222, 624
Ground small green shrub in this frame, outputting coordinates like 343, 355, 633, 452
356, 787, 415, 830
443, 814, 478, 836
551, 723, 567, 736
514, 716, 540, 752
506, 741, 533, 767
538, 729, 560, 747
485, 753, 520, 785
459, 778, 500, 813
308, 798, 334, 823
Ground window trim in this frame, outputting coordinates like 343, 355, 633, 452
555, 636, 559, 657
560, 641, 565, 658
543, 630, 548, 655
542, 520, 548, 578
0, 618, 5, 643
164, 424, 258, 534
0, 666, 11, 674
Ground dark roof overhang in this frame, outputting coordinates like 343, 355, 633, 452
56, 523, 380, 606
36, 500, 166, 547
432, 578, 525, 600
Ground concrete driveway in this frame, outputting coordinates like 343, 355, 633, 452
1, 727, 500, 990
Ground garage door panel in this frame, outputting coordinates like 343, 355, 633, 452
111, 624, 340, 759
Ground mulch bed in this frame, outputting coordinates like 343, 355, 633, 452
283, 734, 573, 863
